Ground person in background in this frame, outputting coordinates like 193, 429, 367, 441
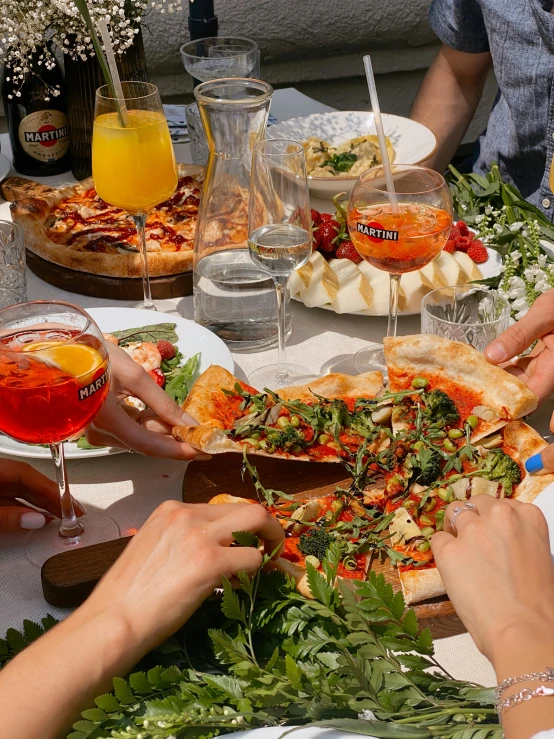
0, 343, 208, 534
410, 0, 554, 217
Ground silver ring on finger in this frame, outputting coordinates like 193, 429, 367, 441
450, 502, 479, 534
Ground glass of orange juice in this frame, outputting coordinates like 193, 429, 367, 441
347, 164, 453, 372
93, 82, 177, 310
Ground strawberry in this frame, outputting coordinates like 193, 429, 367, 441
148, 367, 166, 387
311, 208, 322, 227
318, 219, 340, 253
467, 241, 488, 263
320, 212, 334, 222
443, 241, 455, 253
157, 340, 175, 361
335, 240, 362, 263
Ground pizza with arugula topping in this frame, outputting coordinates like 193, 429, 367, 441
187, 334, 554, 605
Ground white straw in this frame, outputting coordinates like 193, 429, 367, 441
363, 55, 399, 214
98, 20, 129, 126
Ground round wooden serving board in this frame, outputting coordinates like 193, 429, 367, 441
183, 453, 465, 639
26, 250, 193, 301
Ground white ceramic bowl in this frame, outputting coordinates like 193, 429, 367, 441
268, 111, 437, 200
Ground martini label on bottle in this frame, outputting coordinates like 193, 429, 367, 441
18, 110, 69, 163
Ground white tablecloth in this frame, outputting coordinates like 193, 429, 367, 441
3, 86, 545, 688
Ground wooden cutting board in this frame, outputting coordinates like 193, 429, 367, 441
42, 454, 464, 637
182, 454, 464, 638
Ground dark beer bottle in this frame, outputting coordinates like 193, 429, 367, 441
2, 48, 70, 176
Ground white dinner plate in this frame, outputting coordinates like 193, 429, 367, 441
268, 111, 437, 200
532, 481, 554, 556
0, 308, 234, 461
293, 247, 501, 318
227, 726, 377, 739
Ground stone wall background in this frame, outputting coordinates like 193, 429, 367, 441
142, 0, 498, 144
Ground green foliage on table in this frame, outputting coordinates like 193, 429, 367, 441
0, 562, 500, 738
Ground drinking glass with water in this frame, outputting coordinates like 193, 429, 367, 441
0, 222, 26, 308
247, 139, 313, 389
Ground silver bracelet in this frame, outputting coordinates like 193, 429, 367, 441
495, 666, 554, 700
496, 684, 554, 718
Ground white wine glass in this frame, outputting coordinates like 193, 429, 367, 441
247, 139, 313, 389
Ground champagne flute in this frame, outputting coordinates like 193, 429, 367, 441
347, 164, 453, 372
247, 139, 313, 389
0, 301, 119, 566
92, 82, 178, 311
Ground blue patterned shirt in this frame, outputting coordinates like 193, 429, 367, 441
430, 0, 554, 219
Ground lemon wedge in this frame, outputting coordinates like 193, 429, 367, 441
22, 341, 103, 378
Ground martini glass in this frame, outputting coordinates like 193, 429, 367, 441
347, 164, 453, 373
0, 301, 119, 565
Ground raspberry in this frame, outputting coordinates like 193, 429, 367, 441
335, 240, 362, 263
457, 220, 469, 236
455, 235, 472, 253
467, 242, 488, 263
318, 219, 340, 253
148, 368, 165, 387
157, 340, 175, 360
443, 241, 455, 253
311, 209, 322, 227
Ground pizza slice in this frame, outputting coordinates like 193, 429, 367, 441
208, 489, 377, 598
385, 420, 554, 604
384, 334, 537, 442
172, 365, 389, 462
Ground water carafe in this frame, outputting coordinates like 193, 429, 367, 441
193, 78, 290, 351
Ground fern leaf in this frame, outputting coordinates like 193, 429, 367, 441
129, 671, 152, 694
306, 561, 332, 607
221, 576, 247, 624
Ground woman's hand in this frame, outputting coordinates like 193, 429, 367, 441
485, 288, 554, 403
432, 496, 554, 736
86, 344, 209, 460
85, 500, 284, 654
0, 500, 283, 739
0, 460, 84, 533
431, 495, 554, 662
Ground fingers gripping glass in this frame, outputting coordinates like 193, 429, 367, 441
0, 301, 119, 565
247, 139, 313, 389
93, 82, 178, 311
347, 164, 453, 373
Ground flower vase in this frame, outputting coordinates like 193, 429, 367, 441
64, 29, 149, 181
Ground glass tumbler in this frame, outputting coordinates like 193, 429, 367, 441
421, 286, 510, 351
180, 37, 260, 83
185, 103, 209, 166
0, 221, 26, 308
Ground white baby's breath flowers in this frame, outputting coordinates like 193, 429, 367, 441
0, 0, 182, 96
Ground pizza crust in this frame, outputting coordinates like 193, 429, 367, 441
384, 334, 537, 441
504, 420, 554, 503
399, 567, 445, 605
8, 164, 202, 278
173, 366, 385, 462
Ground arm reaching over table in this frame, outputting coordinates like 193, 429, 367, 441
85, 343, 209, 460
432, 496, 554, 737
0, 500, 283, 739
485, 288, 554, 473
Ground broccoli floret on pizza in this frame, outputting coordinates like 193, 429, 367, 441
424, 389, 460, 426
265, 424, 305, 452
411, 447, 442, 486
298, 527, 333, 561
479, 448, 522, 497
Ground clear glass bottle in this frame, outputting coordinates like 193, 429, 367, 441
193, 78, 291, 351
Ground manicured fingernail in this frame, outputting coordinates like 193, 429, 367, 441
525, 453, 544, 474
20, 511, 47, 529
485, 341, 507, 363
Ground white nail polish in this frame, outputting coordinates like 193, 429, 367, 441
20, 512, 47, 530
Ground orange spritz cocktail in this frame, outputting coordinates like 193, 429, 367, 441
348, 202, 452, 274
92, 109, 177, 214
0, 329, 109, 444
